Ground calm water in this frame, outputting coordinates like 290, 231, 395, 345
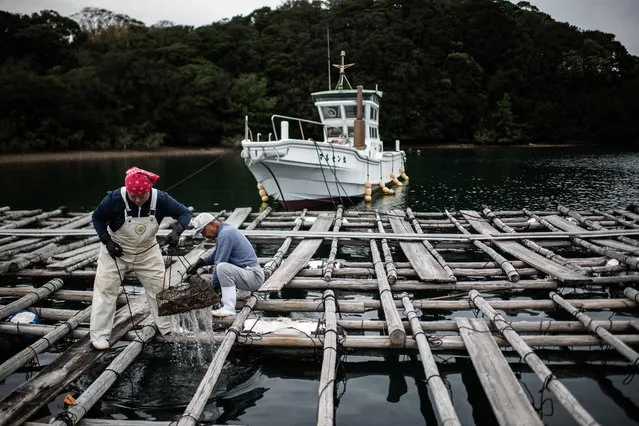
1, 146, 639, 425
2, 146, 639, 212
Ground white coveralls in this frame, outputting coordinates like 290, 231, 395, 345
90, 188, 172, 343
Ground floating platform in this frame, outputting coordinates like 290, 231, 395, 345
0, 204, 638, 425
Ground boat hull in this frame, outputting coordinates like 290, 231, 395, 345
241, 139, 405, 206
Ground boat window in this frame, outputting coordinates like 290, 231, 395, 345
369, 127, 378, 138
370, 107, 378, 121
348, 126, 354, 137
322, 106, 341, 119
344, 105, 357, 118
326, 126, 342, 138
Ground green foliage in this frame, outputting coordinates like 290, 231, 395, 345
0, 0, 638, 153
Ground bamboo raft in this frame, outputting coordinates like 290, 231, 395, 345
1, 204, 639, 425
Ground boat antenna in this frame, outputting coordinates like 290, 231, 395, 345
326, 26, 331, 90
333, 50, 354, 90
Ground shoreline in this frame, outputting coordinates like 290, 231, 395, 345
0, 147, 231, 164
0, 143, 593, 164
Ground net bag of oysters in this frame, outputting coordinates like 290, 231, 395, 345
157, 274, 220, 316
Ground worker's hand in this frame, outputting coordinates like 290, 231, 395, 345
186, 258, 205, 275
100, 234, 123, 258
166, 223, 185, 248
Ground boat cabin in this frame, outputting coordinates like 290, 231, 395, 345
312, 89, 383, 152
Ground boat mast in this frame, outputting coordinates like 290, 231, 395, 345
332, 51, 354, 90
326, 26, 331, 90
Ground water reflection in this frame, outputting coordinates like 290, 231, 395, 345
72, 345, 264, 422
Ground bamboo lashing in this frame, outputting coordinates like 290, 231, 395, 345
0, 278, 64, 319
469, 290, 599, 425
375, 212, 398, 284
263, 209, 307, 278
549, 291, 639, 366
369, 239, 405, 345
323, 206, 344, 281
445, 209, 520, 282
401, 293, 461, 425
317, 290, 338, 426
486, 207, 588, 275
406, 208, 456, 282
0, 305, 92, 382
49, 317, 157, 426
178, 295, 258, 426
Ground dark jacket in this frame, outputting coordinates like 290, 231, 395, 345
92, 188, 192, 238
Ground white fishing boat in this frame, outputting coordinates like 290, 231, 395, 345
240, 51, 408, 209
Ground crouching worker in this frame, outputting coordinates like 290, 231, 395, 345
90, 167, 192, 350
186, 213, 264, 317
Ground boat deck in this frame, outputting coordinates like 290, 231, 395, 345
1, 204, 638, 425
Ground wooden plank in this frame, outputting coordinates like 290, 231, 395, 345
259, 215, 333, 291
544, 215, 639, 253
0, 238, 212, 425
456, 317, 542, 426
223, 207, 253, 227
387, 212, 451, 282
461, 211, 588, 283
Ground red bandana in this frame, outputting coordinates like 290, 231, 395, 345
124, 167, 160, 196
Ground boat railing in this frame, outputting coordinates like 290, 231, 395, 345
270, 114, 344, 142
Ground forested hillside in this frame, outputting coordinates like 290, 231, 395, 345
1, 0, 637, 152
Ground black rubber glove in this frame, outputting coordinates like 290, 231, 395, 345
100, 233, 123, 258
166, 223, 185, 248
186, 258, 205, 275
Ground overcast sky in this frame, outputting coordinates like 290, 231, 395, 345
1, 0, 637, 55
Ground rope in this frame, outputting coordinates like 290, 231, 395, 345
163, 154, 229, 192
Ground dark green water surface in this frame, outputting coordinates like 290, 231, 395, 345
1, 146, 639, 425
2, 146, 639, 212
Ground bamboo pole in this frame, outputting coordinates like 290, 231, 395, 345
369, 239, 405, 345
244, 206, 272, 230
550, 291, 639, 365
247, 297, 636, 313
0, 207, 67, 230
317, 290, 338, 426
405, 208, 456, 282
401, 293, 461, 425
49, 318, 157, 426
624, 287, 639, 303
48, 247, 99, 270
0, 209, 43, 222
323, 206, 344, 281
178, 296, 258, 426
614, 209, 639, 223
526, 210, 639, 270
4, 311, 636, 335
469, 290, 599, 425
0, 236, 100, 273
374, 212, 398, 284
0, 287, 131, 304
594, 209, 639, 229
445, 209, 520, 282
263, 209, 307, 279
559, 205, 639, 248
485, 207, 588, 275
287, 277, 559, 291
4, 322, 639, 349
0, 305, 92, 382
0, 278, 64, 319
5, 227, 639, 241
66, 254, 98, 272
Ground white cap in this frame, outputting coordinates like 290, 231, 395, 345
191, 213, 215, 236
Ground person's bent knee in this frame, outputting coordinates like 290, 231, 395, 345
216, 262, 235, 287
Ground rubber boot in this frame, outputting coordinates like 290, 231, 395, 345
212, 285, 236, 317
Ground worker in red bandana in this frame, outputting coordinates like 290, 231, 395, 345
90, 167, 192, 350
